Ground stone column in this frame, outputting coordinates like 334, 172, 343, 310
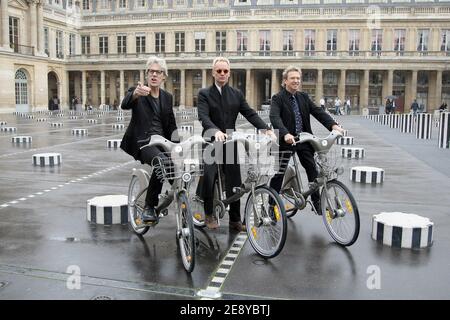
74, 73, 81, 99
92, 72, 99, 107
316, 69, 323, 104
109, 72, 116, 105
382, 69, 393, 99
29, 1, 38, 55
37, 1, 44, 55
407, 70, 418, 108
360, 70, 369, 109
100, 70, 105, 105
202, 69, 207, 88
119, 70, 125, 103
245, 69, 252, 104
1, 0, 12, 50
434, 70, 443, 111
271, 69, 279, 98
338, 69, 346, 101
139, 69, 144, 85
82, 70, 87, 107
185, 71, 193, 107
180, 69, 186, 107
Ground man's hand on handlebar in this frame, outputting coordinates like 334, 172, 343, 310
331, 124, 345, 134
214, 131, 228, 142
264, 129, 277, 142
284, 133, 296, 145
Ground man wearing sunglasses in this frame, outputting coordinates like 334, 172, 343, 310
198, 57, 276, 232
121, 56, 179, 223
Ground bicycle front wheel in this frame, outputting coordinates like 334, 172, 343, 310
321, 180, 360, 246
128, 175, 150, 236
176, 191, 196, 273
245, 186, 287, 259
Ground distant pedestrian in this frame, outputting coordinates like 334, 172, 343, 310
411, 99, 419, 116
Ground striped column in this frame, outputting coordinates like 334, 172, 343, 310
400, 114, 414, 133
32, 153, 62, 166
341, 147, 365, 159
389, 114, 400, 129
336, 136, 354, 145
416, 113, 432, 140
112, 123, 125, 130
12, 136, 32, 144
87, 195, 128, 225
350, 166, 384, 184
438, 112, 450, 149
107, 139, 122, 149
72, 128, 88, 136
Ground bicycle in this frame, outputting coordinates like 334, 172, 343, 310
279, 130, 360, 246
127, 134, 206, 273
191, 132, 288, 259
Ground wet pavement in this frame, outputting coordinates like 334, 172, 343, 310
0, 111, 449, 300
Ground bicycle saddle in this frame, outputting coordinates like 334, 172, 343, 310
296, 130, 342, 152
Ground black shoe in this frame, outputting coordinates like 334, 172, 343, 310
142, 206, 158, 222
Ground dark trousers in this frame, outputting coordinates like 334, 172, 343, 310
269, 143, 320, 205
198, 142, 242, 222
140, 145, 171, 207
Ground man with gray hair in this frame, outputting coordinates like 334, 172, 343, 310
120, 56, 179, 223
269, 66, 344, 214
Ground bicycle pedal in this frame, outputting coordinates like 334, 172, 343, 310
158, 209, 169, 217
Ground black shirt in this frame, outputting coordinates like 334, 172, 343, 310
147, 95, 164, 136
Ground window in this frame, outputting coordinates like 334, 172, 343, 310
135, 0, 145, 7
259, 30, 271, 56
9, 17, 19, 52
44, 27, 49, 56
82, 0, 90, 10
15, 70, 28, 105
195, 32, 206, 54
81, 35, 90, 55
155, 32, 165, 53
175, 32, 185, 53
216, 31, 226, 53
282, 30, 294, 56
99, 36, 108, 54
118, 0, 127, 8
136, 35, 146, 54
371, 29, 382, 56
348, 29, 360, 56
56, 30, 63, 58
441, 30, 450, 55
417, 29, 429, 55
393, 29, 405, 56
99, 0, 110, 9
304, 29, 315, 56
117, 35, 127, 54
175, 0, 185, 5
237, 30, 248, 55
155, 0, 165, 6
327, 29, 337, 56
69, 33, 76, 56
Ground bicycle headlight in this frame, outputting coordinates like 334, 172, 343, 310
182, 172, 192, 182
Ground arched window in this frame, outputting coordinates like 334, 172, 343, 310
15, 69, 28, 105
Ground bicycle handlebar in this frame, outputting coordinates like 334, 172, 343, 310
292, 130, 343, 152
140, 134, 208, 153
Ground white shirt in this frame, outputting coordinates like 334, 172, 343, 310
215, 83, 222, 95
320, 98, 325, 105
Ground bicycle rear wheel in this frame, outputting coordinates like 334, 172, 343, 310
176, 191, 196, 272
128, 175, 150, 236
245, 186, 287, 259
321, 179, 360, 246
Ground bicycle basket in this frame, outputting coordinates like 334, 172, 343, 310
315, 148, 342, 178
151, 149, 204, 183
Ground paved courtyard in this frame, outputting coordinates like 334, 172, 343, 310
0, 110, 449, 300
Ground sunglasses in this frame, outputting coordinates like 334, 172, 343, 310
215, 69, 229, 75
148, 69, 163, 75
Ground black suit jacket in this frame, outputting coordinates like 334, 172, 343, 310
198, 84, 270, 139
120, 87, 178, 162
270, 88, 337, 148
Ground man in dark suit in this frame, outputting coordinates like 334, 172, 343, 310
198, 57, 276, 231
269, 66, 344, 213
121, 56, 178, 222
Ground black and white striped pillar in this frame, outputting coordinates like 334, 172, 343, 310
350, 166, 384, 184
107, 139, 122, 149
50, 122, 63, 127
181, 125, 194, 133
36, 118, 47, 122
400, 114, 414, 133
372, 212, 433, 249
87, 119, 98, 124
72, 128, 88, 136
341, 147, 365, 159
86, 195, 129, 225
438, 112, 450, 149
181, 115, 190, 120
32, 153, 62, 166
12, 136, 32, 144
389, 114, 400, 129
0, 121, 7, 125
68, 116, 78, 120
416, 113, 432, 139
116, 116, 124, 121
112, 123, 125, 130
1, 127, 17, 132
336, 136, 354, 145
